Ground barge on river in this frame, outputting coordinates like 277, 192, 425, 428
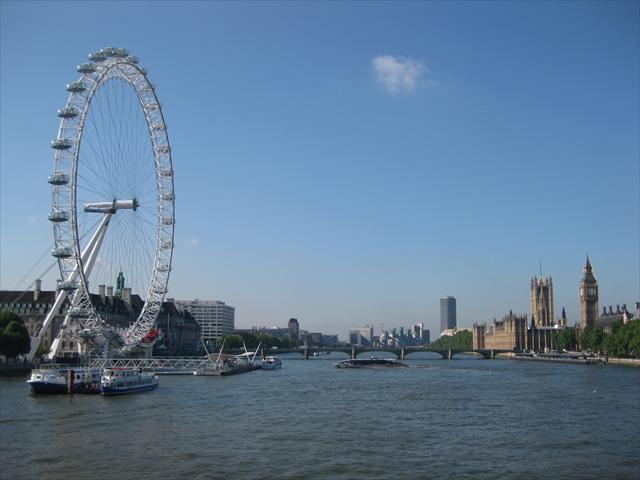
512, 351, 607, 365
28, 366, 101, 394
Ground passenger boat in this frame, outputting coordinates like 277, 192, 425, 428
100, 368, 159, 395
261, 356, 282, 370
27, 366, 101, 394
335, 357, 409, 368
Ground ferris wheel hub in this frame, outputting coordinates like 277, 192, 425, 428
83, 199, 139, 213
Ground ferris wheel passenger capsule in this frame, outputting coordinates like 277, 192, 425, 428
102, 46, 116, 57
51, 246, 73, 258
126, 56, 139, 64
113, 48, 129, 58
77, 63, 97, 74
51, 138, 73, 150
88, 51, 107, 62
68, 307, 91, 318
48, 210, 69, 222
57, 106, 79, 118
66, 81, 87, 93
48, 172, 69, 185
57, 280, 79, 291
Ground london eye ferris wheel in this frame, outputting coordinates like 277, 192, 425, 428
32, 47, 175, 359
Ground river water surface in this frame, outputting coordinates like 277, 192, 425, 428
1, 354, 639, 480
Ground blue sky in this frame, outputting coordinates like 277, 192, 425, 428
1, 1, 638, 339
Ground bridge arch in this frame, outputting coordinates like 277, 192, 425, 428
355, 350, 399, 359
450, 351, 488, 360
404, 350, 447, 360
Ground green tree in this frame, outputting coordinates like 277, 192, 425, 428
554, 327, 577, 351
627, 320, 640, 358
580, 327, 605, 352
428, 330, 472, 350
218, 335, 244, 350
0, 311, 31, 361
602, 319, 640, 358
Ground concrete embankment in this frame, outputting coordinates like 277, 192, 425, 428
0, 362, 33, 376
607, 357, 640, 367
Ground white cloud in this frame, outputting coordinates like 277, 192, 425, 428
372, 55, 427, 95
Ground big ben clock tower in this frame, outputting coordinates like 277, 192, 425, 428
579, 255, 598, 329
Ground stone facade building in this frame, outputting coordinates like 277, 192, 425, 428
531, 275, 554, 326
595, 304, 634, 333
473, 311, 528, 350
0, 285, 199, 359
579, 255, 599, 329
473, 271, 566, 352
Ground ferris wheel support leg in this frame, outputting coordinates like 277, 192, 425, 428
46, 287, 86, 361
28, 213, 113, 361
46, 212, 113, 361
27, 289, 68, 361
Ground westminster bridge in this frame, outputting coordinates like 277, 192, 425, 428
271, 346, 512, 360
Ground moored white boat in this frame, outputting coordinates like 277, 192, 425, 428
27, 366, 101, 394
100, 368, 159, 395
261, 356, 282, 370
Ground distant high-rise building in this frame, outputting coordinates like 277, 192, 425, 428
287, 317, 300, 341
579, 255, 599, 329
349, 325, 374, 346
175, 299, 234, 343
440, 297, 456, 333
530, 275, 554, 326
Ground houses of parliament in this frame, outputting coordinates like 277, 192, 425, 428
472, 256, 639, 352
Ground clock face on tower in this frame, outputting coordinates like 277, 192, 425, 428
588, 287, 596, 296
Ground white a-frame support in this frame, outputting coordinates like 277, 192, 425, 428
28, 212, 113, 361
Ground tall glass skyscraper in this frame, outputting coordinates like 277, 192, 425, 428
440, 296, 457, 333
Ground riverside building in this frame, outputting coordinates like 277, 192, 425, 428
440, 296, 457, 333
473, 272, 566, 352
287, 317, 300, 341
349, 325, 374, 346
175, 299, 234, 344
1, 281, 199, 359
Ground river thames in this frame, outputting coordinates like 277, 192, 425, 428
1, 355, 639, 480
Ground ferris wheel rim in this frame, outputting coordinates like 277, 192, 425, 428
49, 48, 175, 348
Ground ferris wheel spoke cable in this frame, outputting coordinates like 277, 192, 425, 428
81, 130, 114, 196
104, 82, 130, 194
91, 86, 125, 196
90, 90, 118, 193
10, 215, 102, 300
